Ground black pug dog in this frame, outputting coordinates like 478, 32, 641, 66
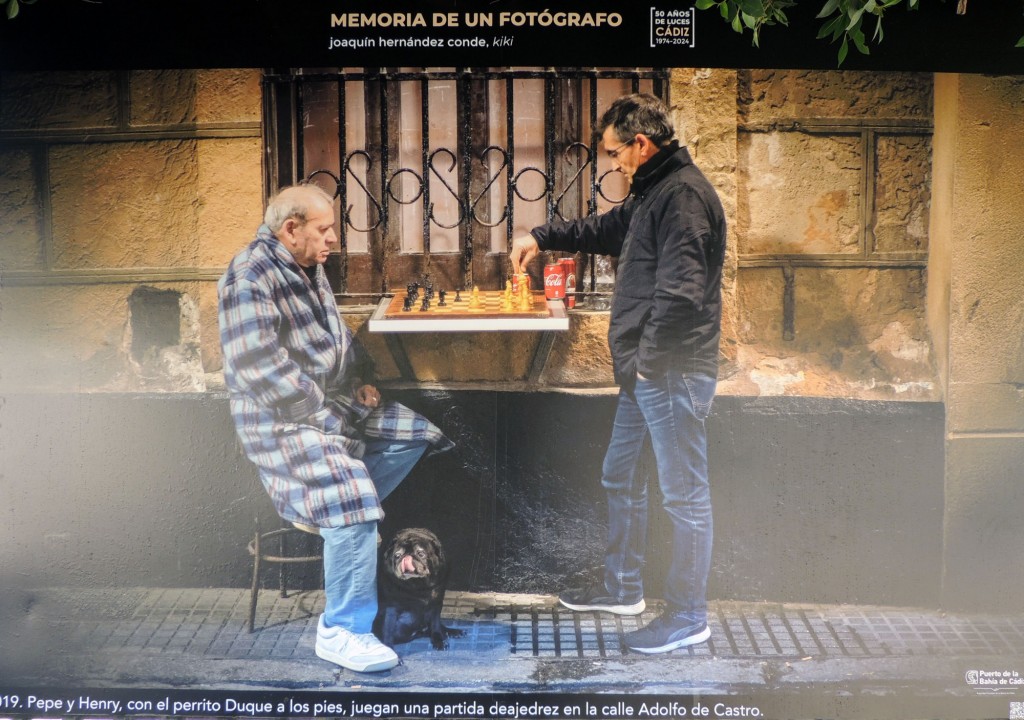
372, 527, 464, 650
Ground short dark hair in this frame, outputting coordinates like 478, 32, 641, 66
600, 93, 675, 147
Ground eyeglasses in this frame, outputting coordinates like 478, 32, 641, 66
606, 137, 636, 159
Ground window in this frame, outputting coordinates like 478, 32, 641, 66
263, 67, 668, 301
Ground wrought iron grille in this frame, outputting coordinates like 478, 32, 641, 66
263, 67, 668, 301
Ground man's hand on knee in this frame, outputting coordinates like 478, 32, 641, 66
355, 384, 381, 409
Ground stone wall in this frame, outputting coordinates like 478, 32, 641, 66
1, 67, 940, 400
722, 69, 937, 400
0, 69, 263, 393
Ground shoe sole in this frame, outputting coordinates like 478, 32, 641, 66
627, 625, 711, 654
559, 598, 646, 616
315, 644, 398, 673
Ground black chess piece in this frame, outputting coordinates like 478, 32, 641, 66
420, 296, 430, 312
454, 289, 462, 303
403, 296, 412, 312
438, 290, 447, 307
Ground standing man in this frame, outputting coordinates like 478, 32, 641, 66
219, 184, 452, 673
511, 94, 726, 653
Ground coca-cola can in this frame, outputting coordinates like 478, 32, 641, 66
543, 262, 566, 301
560, 257, 576, 308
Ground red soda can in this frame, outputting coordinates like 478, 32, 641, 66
511, 272, 530, 294
544, 262, 566, 301
560, 257, 576, 308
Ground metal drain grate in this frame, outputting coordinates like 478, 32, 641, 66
453, 596, 1024, 660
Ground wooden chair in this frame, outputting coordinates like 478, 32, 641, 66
246, 521, 323, 632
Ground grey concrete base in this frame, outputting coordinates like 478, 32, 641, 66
1, 392, 949, 608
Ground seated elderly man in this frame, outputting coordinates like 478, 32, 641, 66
218, 184, 452, 673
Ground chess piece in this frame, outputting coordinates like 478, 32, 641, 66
403, 296, 412, 312
501, 281, 513, 311
438, 290, 447, 307
519, 281, 532, 311
469, 286, 482, 309
420, 296, 430, 312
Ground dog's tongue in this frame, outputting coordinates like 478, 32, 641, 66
400, 555, 417, 575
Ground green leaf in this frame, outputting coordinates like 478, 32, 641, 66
731, 10, 744, 32
817, 14, 844, 39
720, 1, 732, 20
846, 6, 865, 31
1017, 35, 1024, 48
851, 26, 870, 54
738, 0, 765, 17
838, 35, 850, 65
872, 14, 884, 41
6, 0, 18, 19
741, 11, 757, 29
816, 0, 840, 18
695, 0, 717, 10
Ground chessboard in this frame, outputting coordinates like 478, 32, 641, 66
383, 288, 548, 319
367, 287, 568, 333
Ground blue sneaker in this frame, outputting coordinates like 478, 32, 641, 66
624, 612, 710, 653
558, 582, 645, 615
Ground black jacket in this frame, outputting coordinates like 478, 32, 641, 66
532, 142, 726, 387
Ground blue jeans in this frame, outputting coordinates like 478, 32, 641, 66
321, 438, 429, 633
602, 370, 716, 626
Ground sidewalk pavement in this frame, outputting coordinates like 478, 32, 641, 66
7, 586, 1024, 703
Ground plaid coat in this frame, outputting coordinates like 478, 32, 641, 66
218, 225, 453, 528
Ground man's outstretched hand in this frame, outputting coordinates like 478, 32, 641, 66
509, 234, 540, 274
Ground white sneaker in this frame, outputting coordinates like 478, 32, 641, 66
315, 615, 398, 673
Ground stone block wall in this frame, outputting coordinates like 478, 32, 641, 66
0, 69, 263, 393
1, 67, 942, 399
723, 69, 937, 400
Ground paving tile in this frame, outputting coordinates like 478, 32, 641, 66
34, 588, 1024, 668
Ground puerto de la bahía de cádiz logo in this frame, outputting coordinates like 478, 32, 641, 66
965, 668, 1024, 689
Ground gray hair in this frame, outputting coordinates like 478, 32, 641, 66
264, 184, 335, 232
600, 93, 675, 148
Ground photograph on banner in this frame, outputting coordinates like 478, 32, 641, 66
1, 2, 1023, 719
